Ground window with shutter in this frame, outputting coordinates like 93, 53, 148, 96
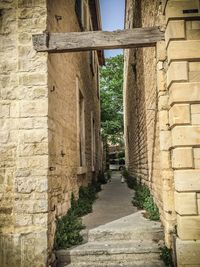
75, 0, 89, 31
75, 0, 83, 30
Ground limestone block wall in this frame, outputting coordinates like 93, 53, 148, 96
124, 0, 165, 213
47, 0, 101, 262
0, 0, 101, 266
0, 0, 49, 266
165, 0, 200, 265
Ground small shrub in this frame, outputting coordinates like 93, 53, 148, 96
97, 172, 107, 184
54, 183, 99, 249
122, 169, 137, 189
54, 209, 85, 249
133, 184, 150, 208
92, 179, 102, 193
143, 195, 160, 221
133, 183, 160, 221
160, 246, 173, 267
71, 186, 97, 217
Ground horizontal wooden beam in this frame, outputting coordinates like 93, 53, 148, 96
32, 27, 164, 53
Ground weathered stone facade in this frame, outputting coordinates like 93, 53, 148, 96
124, 0, 200, 265
0, 0, 102, 266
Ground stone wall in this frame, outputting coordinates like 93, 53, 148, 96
0, 0, 49, 266
165, 0, 200, 265
124, 0, 200, 265
124, 0, 165, 214
0, 0, 101, 266
47, 0, 101, 262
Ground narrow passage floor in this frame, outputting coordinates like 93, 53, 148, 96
83, 171, 137, 229
57, 171, 165, 267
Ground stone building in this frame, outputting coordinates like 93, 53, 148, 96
0, 0, 103, 266
124, 0, 200, 265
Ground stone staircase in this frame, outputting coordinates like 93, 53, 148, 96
56, 211, 165, 267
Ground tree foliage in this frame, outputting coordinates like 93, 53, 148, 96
100, 54, 124, 144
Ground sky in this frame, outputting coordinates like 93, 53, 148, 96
99, 0, 125, 58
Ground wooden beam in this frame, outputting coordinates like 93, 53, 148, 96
32, 27, 164, 53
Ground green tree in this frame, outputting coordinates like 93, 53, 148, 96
100, 54, 124, 144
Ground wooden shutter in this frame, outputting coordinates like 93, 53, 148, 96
75, 0, 83, 30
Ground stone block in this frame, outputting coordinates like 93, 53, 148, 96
186, 21, 200, 40
157, 69, 166, 92
165, 20, 185, 46
176, 238, 200, 265
19, 73, 47, 86
163, 190, 175, 212
168, 41, 200, 62
0, 131, 9, 143
167, 62, 188, 88
0, 104, 10, 118
19, 100, 48, 117
169, 82, 200, 105
160, 151, 171, 169
165, 0, 200, 21
172, 147, 194, 169
158, 95, 169, 111
18, 32, 32, 45
15, 177, 48, 193
23, 129, 48, 143
15, 214, 32, 226
177, 215, 200, 240
33, 213, 48, 227
175, 192, 197, 215
159, 110, 169, 130
18, 0, 47, 8
159, 130, 172, 151
172, 126, 200, 146
189, 62, 200, 82
198, 198, 200, 214
169, 104, 190, 127
191, 104, 200, 114
175, 170, 200, 191
156, 41, 167, 61
192, 113, 200, 124
10, 101, 20, 118
194, 148, 200, 169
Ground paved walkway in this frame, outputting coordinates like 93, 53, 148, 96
82, 171, 137, 229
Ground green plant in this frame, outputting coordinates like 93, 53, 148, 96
92, 178, 102, 193
143, 195, 160, 221
54, 209, 85, 249
132, 183, 160, 221
100, 55, 124, 144
160, 246, 173, 266
122, 169, 137, 189
54, 184, 99, 249
97, 172, 107, 184
133, 184, 150, 208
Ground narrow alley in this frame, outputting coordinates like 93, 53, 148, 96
56, 172, 165, 267
1, 0, 200, 266
83, 172, 136, 229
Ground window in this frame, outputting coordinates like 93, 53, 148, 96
75, 0, 89, 31
82, 0, 89, 30
91, 112, 96, 171
76, 78, 86, 167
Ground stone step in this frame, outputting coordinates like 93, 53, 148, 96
65, 261, 165, 267
88, 211, 164, 242
56, 240, 162, 266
